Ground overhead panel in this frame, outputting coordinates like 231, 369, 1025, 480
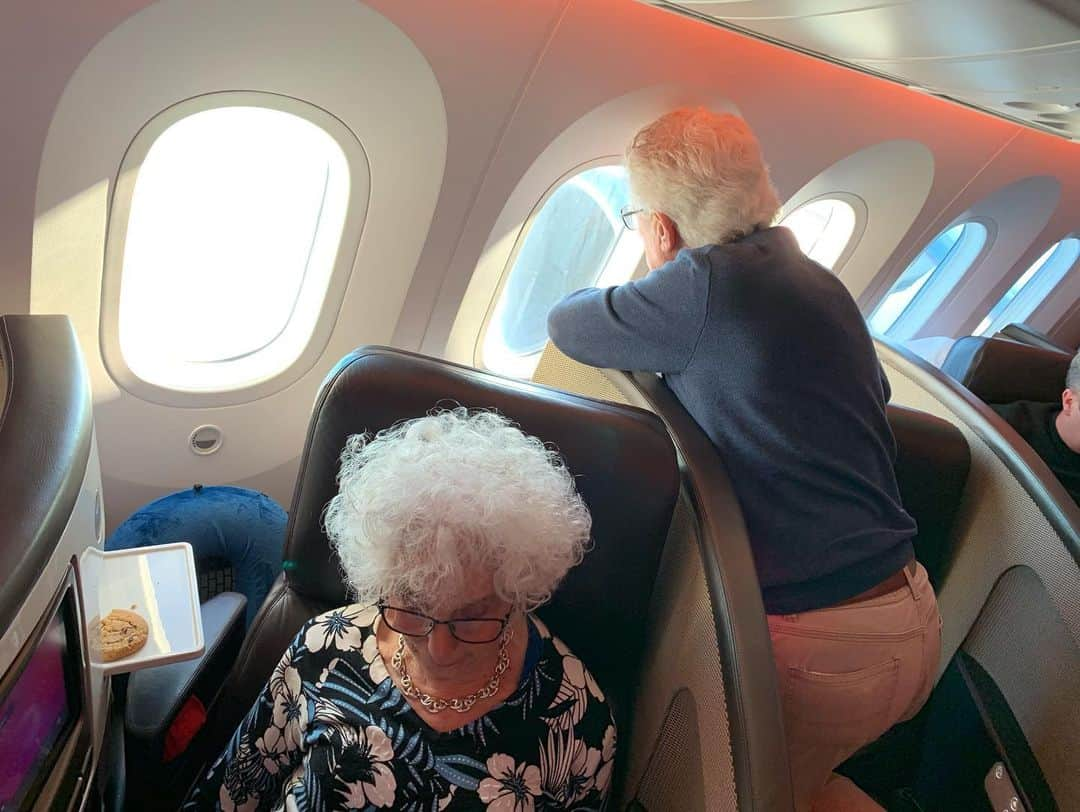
645, 0, 1080, 142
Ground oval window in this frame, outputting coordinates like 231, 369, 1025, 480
115, 104, 353, 392
976, 238, 1080, 335
779, 198, 857, 270
869, 222, 988, 338
483, 165, 641, 376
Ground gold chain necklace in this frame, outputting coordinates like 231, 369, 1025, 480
391, 627, 513, 714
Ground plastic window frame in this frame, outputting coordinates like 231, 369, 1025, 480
777, 192, 867, 275
976, 235, 1080, 336
475, 157, 645, 378
875, 218, 996, 341
100, 91, 370, 408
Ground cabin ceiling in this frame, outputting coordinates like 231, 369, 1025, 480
641, 0, 1080, 142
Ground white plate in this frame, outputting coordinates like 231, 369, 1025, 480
79, 542, 205, 675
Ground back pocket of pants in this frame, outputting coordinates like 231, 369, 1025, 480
785, 658, 900, 746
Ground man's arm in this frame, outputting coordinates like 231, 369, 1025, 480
546, 252, 710, 374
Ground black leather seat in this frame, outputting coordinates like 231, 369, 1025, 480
0, 315, 93, 635
941, 335, 1071, 405
887, 405, 970, 586
996, 322, 1075, 355
199, 346, 679, 801
611, 370, 794, 811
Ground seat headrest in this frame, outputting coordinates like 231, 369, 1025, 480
282, 346, 679, 722
940, 336, 1071, 405
887, 404, 970, 585
997, 322, 1074, 355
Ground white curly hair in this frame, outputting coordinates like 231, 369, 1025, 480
323, 408, 591, 612
626, 107, 780, 247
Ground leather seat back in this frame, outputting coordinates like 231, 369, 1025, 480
215, 346, 679, 770
997, 322, 1074, 355
941, 336, 1071, 405
888, 404, 970, 586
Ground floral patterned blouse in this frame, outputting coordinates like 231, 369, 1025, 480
186, 605, 615, 811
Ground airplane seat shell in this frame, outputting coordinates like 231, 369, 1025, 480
941, 335, 1071, 405
0, 314, 100, 812
0, 315, 93, 640
533, 343, 795, 810
195, 346, 680, 808
877, 338, 1080, 810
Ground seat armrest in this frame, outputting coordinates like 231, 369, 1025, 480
125, 592, 247, 747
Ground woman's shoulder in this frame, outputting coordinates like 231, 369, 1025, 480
518, 616, 618, 798
527, 616, 614, 723
293, 603, 379, 658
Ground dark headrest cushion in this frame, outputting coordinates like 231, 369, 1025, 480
888, 404, 970, 586
997, 323, 1074, 354
941, 336, 1071, 405
282, 346, 678, 723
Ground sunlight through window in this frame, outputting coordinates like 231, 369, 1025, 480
869, 222, 988, 339
483, 165, 641, 377
118, 106, 350, 391
779, 198, 857, 270
975, 238, 1080, 335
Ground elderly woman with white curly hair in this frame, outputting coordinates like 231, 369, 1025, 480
549, 108, 939, 812
190, 409, 615, 811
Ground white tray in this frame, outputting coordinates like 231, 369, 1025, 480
79, 543, 205, 675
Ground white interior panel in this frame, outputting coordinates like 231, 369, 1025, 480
779, 140, 934, 298
31, 0, 446, 531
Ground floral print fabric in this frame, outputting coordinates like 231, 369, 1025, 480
186, 605, 615, 811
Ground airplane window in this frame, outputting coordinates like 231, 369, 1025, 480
482, 165, 640, 377
975, 238, 1080, 336
778, 198, 857, 270
116, 105, 350, 392
868, 222, 988, 339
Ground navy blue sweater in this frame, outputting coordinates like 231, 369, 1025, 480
548, 227, 915, 614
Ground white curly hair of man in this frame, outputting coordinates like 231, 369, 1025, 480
626, 107, 780, 247
323, 408, 591, 612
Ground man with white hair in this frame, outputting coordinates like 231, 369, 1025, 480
992, 348, 1080, 506
549, 108, 940, 811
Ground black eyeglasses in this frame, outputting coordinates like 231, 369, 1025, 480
620, 204, 645, 231
377, 602, 511, 644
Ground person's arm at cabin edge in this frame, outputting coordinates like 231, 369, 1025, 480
546, 252, 710, 374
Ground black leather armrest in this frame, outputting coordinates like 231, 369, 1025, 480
125, 592, 246, 749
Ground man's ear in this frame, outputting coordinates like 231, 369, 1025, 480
1062, 388, 1074, 415
655, 212, 681, 252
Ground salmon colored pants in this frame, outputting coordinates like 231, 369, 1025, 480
768, 562, 942, 812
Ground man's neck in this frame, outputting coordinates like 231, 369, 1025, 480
1054, 409, 1080, 455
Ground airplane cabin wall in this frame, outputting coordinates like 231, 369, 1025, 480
3, 0, 1079, 531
